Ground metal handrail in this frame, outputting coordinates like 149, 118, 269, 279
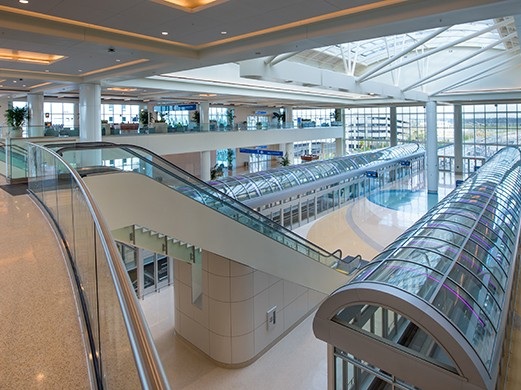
55, 141, 343, 264
28, 143, 170, 389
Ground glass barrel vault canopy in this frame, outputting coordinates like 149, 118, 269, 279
210, 143, 422, 202
313, 146, 521, 390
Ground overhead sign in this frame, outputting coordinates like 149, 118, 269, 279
239, 148, 283, 156
400, 160, 411, 166
255, 111, 268, 115
366, 170, 378, 178
154, 104, 197, 112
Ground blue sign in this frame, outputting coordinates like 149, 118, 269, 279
400, 160, 411, 166
366, 170, 378, 178
239, 148, 283, 157
255, 111, 268, 115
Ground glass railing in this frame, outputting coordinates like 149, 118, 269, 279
0, 137, 78, 182
102, 122, 341, 135
54, 142, 343, 268
27, 143, 170, 390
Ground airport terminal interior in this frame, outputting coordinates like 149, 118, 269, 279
1, 1, 521, 389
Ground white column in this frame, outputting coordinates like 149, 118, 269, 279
426, 101, 439, 194
390, 106, 397, 147
79, 83, 101, 142
285, 142, 294, 160
453, 105, 463, 176
335, 138, 344, 158
284, 106, 293, 128
201, 150, 211, 181
27, 92, 45, 137
200, 101, 210, 131
0, 97, 10, 136
73, 102, 80, 131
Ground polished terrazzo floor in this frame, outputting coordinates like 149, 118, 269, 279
0, 176, 90, 389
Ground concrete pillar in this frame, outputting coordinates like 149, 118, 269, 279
285, 142, 294, 162
454, 105, 463, 175
0, 97, 10, 136
426, 101, 439, 194
200, 101, 210, 131
284, 106, 293, 128
390, 106, 397, 147
201, 150, 211, 181
27, 92, 45, 137
73, 102, 80, 130
79, 83, 102, 142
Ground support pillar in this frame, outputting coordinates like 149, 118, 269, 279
390, 106, 397, 147
426, 101, 439, 194
79, 83, 102, 142
454, 105, 463, 176
201, 150, 211, 181
200, 101, 210, 131
285, 142, 294, 164
284, 106, 293, 128
27, 92, 45, 137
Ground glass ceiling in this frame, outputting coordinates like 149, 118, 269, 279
348, 146, 521, 372
210, 143, 421, 202
290, 17, 519, 76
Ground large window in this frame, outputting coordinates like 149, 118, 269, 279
462, 103, 521, 159
102, 104, 140, 124
293, 108, 336, 128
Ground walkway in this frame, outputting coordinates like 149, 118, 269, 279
0, 176, 90, 389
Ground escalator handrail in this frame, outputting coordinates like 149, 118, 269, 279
55, 142, 343, 262
29, 142, 170, 390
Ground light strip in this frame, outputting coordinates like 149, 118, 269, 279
0, 48, 65, 65
81, 59, 150, 77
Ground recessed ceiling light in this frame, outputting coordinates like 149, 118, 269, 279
19, 0, 29, 4
161, 31, 169, 36
0, 48, 65, 65
151, 0, 228, 13
221, 31, 227, 35
116, 59, 121, 62
78, 69, 83, 72
13, 80, 17, 83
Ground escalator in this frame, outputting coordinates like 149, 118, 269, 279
55, 142, 356, 294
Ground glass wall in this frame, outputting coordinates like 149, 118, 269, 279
43, 102, 76, 127
293, 108, 337, 128
346, 103, 521, 170
101, 103, 140, 124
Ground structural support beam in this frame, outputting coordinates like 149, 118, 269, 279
454, 105, 463, 176
358, 26, 450, 83
426, 101, 438, 194
390, 106, 397, 147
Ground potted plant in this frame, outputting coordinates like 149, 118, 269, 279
279, 153, 291, 166
5, 106, 29, 137
139, 109, 149, 128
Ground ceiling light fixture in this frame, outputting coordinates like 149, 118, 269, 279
151, 0, 228, 13
162, 31, 169, 36
107, 87, 138, 92
19, 0, 29, 4
0, 48, 65, 65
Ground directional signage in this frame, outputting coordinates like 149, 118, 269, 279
366, 170, 378, 178
239, 148, 283, 157
400, 160, 411, 166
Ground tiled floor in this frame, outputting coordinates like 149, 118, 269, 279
0, 176, 90, 389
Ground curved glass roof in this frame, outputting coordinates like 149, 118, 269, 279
320, 146, 521, 381
291, 17, 518, 75
210, 143, 422, 202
